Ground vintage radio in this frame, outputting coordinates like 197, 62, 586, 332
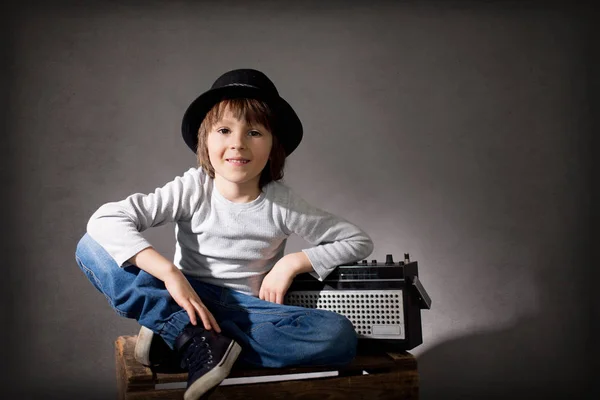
284, 253, 431, 351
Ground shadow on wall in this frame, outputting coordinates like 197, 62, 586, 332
417, 261, 591, 400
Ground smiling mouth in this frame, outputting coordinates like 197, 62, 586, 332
226, 159, 250, 164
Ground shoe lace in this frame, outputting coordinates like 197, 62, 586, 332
181, 335, 214, 371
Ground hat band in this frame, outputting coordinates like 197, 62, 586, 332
222, 83, 259, 89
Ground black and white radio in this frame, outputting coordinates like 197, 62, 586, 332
284, 253, 431, 351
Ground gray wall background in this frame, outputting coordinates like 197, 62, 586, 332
3, 1, 597, 399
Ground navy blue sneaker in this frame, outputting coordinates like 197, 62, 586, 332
175, 324, 242, 400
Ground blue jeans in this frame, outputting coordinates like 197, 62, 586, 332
74, 233, 357, 368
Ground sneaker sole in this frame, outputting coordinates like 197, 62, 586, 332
183, 340, 242, 400
134, 326, 154, 367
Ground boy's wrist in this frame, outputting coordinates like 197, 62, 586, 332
160, 265, 185, 282
129, 246, 181, 282
285, 252, 314, 277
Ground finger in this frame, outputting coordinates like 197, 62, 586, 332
183, 303, 197, 326
190, 298, 204, 312
275, 293, 283, 305
190, 299, 212, 330
198, 308, 213, 331
269, 292, 276, 304
258, 288, 264, 301
207, 312, 222, 333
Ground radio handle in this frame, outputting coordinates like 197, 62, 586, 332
411, 276, 432, 310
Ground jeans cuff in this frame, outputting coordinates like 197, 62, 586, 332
157, 310, 190, 350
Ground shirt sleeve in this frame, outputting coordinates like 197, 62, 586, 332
283, 189, 374, 281
86, 168, 204, 267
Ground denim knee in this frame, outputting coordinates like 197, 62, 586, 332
76, 232, 92, 254
75, 233, 105, 291
75, 233, 121, 277
74, 233, 136, 317
75, 233, 104, 262
319, 311, 358, 364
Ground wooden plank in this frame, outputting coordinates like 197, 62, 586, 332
157, 370, 415, 400
117, 335, 413, 382
153, 353, 400, 384
124, 371, 418, 400
115, 337, 127, 400
154, 371, 189, 386
387, 351, 419, 370
115, 336, 156, 388
116, 335, 419, 400
124, 388, 186, 400
213, 370, 418, 400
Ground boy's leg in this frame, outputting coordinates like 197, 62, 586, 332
187, 280, 358, 368
74, 233, 190, 349
76, 234, 242, 399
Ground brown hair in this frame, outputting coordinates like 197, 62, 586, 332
196, 98, 286, 189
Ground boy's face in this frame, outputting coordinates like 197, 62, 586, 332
206, 106, 273, 190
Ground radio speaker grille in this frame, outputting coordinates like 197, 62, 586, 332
285, 290, 405, 339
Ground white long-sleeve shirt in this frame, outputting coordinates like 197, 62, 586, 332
86, 167, 374, 296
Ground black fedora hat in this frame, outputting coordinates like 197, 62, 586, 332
181, 69, 303, 156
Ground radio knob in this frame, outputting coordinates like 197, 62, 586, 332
385, 254, 394, 265
404, 253, 410, 263
361, 260, 368, 265
371, 259, 377, 265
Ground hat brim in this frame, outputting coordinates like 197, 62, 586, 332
181, 86, 303, 156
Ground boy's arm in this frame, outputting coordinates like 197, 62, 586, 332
259, 251, 313, 304
260, 189, 373, 303
86, 168, 204, 268
283, 189, 374, 281
128, 247, 181, 281
87, 168, 220, 330
129, 246, 221, 331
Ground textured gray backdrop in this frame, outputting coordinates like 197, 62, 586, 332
3, 1, 597, 399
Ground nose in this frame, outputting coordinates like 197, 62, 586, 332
229, 131, 246, 149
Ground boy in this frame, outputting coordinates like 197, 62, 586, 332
76, 69, 373, 399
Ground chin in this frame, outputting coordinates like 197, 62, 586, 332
219, 173, 260, 184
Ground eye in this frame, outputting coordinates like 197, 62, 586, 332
217, 128, 230, 134
248, 130, 262, 137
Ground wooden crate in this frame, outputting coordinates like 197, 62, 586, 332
115, 335, 419, 399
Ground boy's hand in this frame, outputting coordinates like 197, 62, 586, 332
163, 270, 221, 332
259, 263, 295, 304
259, 252, 313, 304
